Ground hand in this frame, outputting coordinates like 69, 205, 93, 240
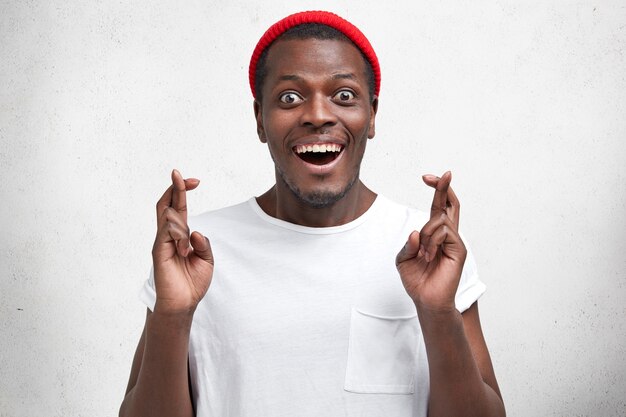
395, 171, 467, 313
152, 169, 214, 315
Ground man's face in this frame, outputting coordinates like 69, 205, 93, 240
255, 38, 378, 208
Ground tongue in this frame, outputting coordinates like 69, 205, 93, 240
299, 152, 338, 166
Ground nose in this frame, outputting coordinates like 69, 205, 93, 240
300, 93, 337, 128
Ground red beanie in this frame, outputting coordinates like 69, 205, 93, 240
249, 10, 381, 99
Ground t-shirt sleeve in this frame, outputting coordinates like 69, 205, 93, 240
454, 236, 486, 313
138, 267, 157, 312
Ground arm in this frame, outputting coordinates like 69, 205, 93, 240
119, 309, 195, 417
119, 170, 214, 417
396, 172, 505, 417
419, 302, 504, 417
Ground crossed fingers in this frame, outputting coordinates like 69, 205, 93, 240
155, 169, 200, 257
418, 171, 463, 262
423, 171, 460, 230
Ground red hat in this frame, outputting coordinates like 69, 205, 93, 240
249, 10, 381, 99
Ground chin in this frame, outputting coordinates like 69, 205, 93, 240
297, 189, 349, 208
280, 171, 358, 209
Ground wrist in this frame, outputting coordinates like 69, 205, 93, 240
153, 297, 198, 317
413, 298, 457, 316
151, 304, 196, 328
414, 301, 460, 328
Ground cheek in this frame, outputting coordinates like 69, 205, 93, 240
344, 111, 372, 139
264, 118, 291, 158
263, 112, 291, 141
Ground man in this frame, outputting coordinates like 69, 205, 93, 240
119, 11, 505, 417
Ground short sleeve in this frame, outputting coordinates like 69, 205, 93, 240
138, 267, 157, 312
454, 237, 486, 313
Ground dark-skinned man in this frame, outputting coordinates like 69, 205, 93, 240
119, 10, 505, 417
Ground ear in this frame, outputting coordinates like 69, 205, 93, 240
254, 99, 267, 143
367, 96, 378, 139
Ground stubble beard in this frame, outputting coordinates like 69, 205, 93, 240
275, 165, 359, 209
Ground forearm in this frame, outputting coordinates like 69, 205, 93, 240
418, 306, 505, 417
119, 311, 195, 417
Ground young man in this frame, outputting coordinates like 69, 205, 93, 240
119, 11, 505, 417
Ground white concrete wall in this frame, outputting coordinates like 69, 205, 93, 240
1, 1, 625, 416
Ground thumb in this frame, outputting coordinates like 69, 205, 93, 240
395, 230, 421, 266
189, 231, 214, 265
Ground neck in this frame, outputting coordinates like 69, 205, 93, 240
256, 180, 377, 228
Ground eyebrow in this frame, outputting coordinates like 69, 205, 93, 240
278, 74, 303, 81
331, 73, 357, 81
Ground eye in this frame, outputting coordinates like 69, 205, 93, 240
279, 92, 303, 104
334, 90, 355, 102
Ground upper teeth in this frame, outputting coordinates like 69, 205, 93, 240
295, 143, 342, 153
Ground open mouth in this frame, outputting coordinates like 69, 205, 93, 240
294, 143, 344, 166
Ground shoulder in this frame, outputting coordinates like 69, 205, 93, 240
188, 199, 257, 234
373, 194, 430, 229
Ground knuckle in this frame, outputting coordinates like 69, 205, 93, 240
164, 207, 178, 220
160, 206, 172, 218
167, 221, 181, 235
166, 221, 189, 237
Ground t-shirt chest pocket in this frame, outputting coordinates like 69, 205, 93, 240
344, 307, 420, 394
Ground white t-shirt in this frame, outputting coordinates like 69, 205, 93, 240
140, 195, 485, 417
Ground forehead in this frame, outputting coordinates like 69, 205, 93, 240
263, 38, 368, 83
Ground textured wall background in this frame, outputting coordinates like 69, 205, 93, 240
1, 1, 625, 416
